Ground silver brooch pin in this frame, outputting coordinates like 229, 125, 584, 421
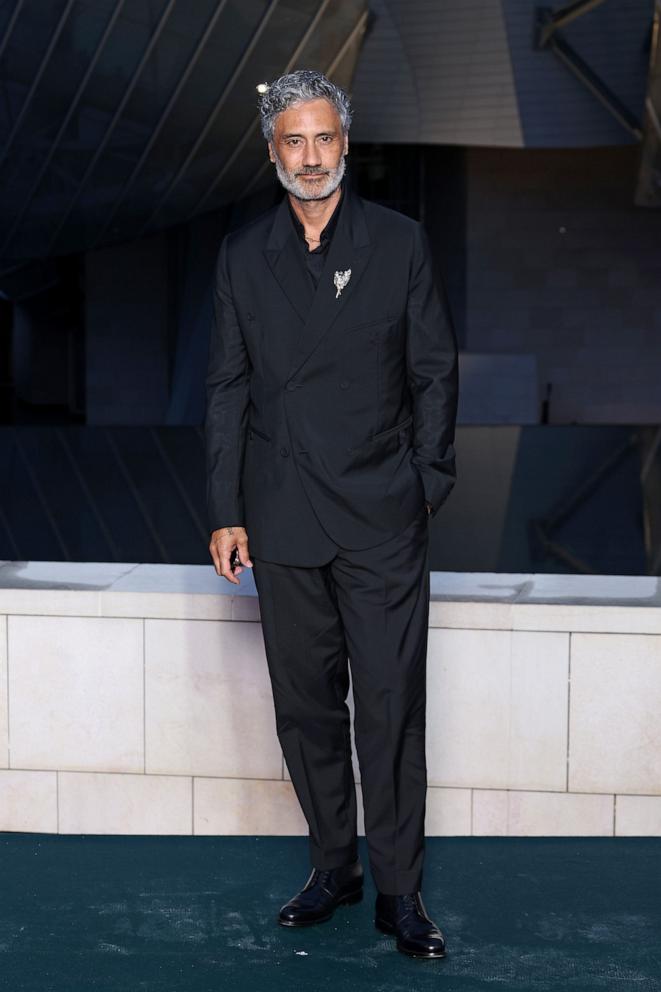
333, 268, 352, 298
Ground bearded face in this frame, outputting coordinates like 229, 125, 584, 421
268, 97, 348, 202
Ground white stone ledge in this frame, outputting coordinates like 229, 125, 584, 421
1, 562, 659, 632
1, 562, 660, 837
0, 769, 630, 837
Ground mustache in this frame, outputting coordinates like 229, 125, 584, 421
296, 168, 330, 175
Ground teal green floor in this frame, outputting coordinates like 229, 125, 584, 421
1, 834, 660, 991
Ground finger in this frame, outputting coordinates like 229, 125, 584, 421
209, 541, 222, 576
220, 545, 240, 585
237, 537, 253, 567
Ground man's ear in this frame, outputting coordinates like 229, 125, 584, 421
267, 140, 275, 164
344, 134, 349, 157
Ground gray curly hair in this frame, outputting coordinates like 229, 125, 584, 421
257, 69, 353, 143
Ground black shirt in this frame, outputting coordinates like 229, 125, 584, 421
287, 183, 344, 290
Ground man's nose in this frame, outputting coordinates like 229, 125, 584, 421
303, 144, 321, 165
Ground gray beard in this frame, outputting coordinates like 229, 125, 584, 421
273, 153, 346, 201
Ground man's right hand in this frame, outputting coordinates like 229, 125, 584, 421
209, 525, 253, 585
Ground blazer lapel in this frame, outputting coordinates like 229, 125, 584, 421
263, 196, 314, 324
286, 186, 375, 380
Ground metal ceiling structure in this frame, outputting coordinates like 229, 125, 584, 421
0, 0, 368, 264
635, 0, 661, 205
534, 0, 643, 140
349, 0, 653, 148
0, 0, 658, 277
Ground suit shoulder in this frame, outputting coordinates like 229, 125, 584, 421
222, 203, 279, 253
360, 196, 420, 237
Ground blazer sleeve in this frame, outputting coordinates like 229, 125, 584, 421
406, 221, 459, 518
204, 234, 251, 532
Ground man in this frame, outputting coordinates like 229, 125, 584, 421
205, 69, 458, 959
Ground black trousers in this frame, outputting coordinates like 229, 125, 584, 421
251, 503, 431, 895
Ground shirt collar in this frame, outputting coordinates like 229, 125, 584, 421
288, 182, 344, 249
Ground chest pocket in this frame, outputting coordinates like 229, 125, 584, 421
343, 312, 398, 334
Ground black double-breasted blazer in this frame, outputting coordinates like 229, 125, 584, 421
204, 184, 459, 566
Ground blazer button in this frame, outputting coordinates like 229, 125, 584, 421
339, 379, 349, 389
286, 381, 298, 391
280, 446, 289, 457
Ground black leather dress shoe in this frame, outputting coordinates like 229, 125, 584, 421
375, 891, 447, 958
278, 860, 364, 926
